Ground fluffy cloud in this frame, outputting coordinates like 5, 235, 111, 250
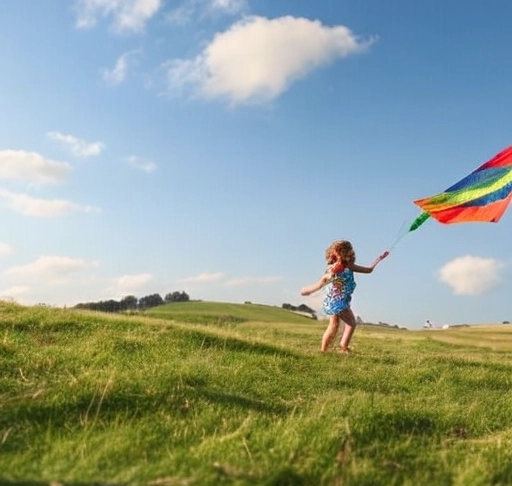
165, 15, 374, 104
166, 0, 246, 25
113, 273, 153, 293
74, 0, 162, 33
3, 256, 100, 304
165, 5, 194, 25
209, 0, 246, 14
224, 276, 283, 287
0, 189, 101, 217
0, 285, 30, 300
126, 155, 157, 172
0, 150, 70, 185
47, 131, 105, 158
0, 242, 14, 257
178, 272, 225, 283
438, 255, 505, 296
5, 256, 98, 280
102, 50, 141, 85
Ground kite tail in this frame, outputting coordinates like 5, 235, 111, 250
388, 212, 431, 251
408, 212, 430, 232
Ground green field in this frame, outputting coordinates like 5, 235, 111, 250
1, 300, 512, 485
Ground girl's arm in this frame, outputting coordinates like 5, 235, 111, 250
300, 274, 330, 296
348, 251, 389, 274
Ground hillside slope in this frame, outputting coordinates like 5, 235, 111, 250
2, 301, 512, 485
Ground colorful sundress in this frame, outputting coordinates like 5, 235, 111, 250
322, 267, 356, 315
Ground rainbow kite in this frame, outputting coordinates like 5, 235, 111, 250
409, 145, 512, 232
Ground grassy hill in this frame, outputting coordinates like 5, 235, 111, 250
1, 300, 512, 485
144, 301, 316, 325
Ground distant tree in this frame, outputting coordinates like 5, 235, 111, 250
120, 295, 138, 310
104, 299, 122, 312
282, 303, 317, 319
297, 304, 315, 314
76, 299, 122, 312
164, 291, 190, 303
139, 293, 164, 309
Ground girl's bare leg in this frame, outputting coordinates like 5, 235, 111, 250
339, 308, 357, 352
321, 315, 340, 351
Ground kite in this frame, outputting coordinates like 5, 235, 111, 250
409, 145, 512, 232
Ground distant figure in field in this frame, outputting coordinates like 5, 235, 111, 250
300, 240, 388, 353
424, 320, 433, 329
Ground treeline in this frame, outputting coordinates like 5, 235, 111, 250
75, 291, 190, 313
282, 303, 317, 319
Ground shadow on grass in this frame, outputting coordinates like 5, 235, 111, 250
356, 410, 440, 442
1, 379, 291, 454
491, 462, 512, 484
260, 467, 313, 486
197, 387, 290, 415
0, 481, 125, 486
150, 312, 247, 326
182, 329, 301, 358
212, 464, 312, 486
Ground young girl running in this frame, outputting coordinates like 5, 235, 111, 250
300, 240, 388, 353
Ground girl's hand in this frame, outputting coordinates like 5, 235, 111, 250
368, 250, 390, 270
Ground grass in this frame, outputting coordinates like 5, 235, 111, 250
1, 301, 512, 485
145, 301, 315, 325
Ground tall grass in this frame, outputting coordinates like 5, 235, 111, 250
1, 301, 512, 485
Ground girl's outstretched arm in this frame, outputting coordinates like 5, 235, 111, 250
348, 251, 389, 274
370, 250, 389, 268
300, 274, 330, 296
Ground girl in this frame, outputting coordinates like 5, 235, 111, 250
300, 240, 388, 353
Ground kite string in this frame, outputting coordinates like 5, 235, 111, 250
387, 219, 411, 251
387, 212, 430, 252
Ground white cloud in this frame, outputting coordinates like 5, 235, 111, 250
3, 257, 100, 304
166, 0, 246, 25
224, 275, 283, 287
126, 155, 157, 172
209, 0, 246, 14
0, 150, 70, 185
5, 256, 98, 280
0, 285, 30, 299
165, 15, 374, 105
47, 131, 105, 158
102, 50, 141, 85
0, 242, 14, 257
438, 255, 505, 296
75, 0, 162, 33
0, 189, 102, 217
113, 273, 153, 292
179, 272, 224, 283
166, 4, 195, 25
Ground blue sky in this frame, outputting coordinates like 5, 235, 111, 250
1, 0, 511, 329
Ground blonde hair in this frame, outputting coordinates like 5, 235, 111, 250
325, 240, 356, 266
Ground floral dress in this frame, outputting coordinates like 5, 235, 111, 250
322, 267, 356, 315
